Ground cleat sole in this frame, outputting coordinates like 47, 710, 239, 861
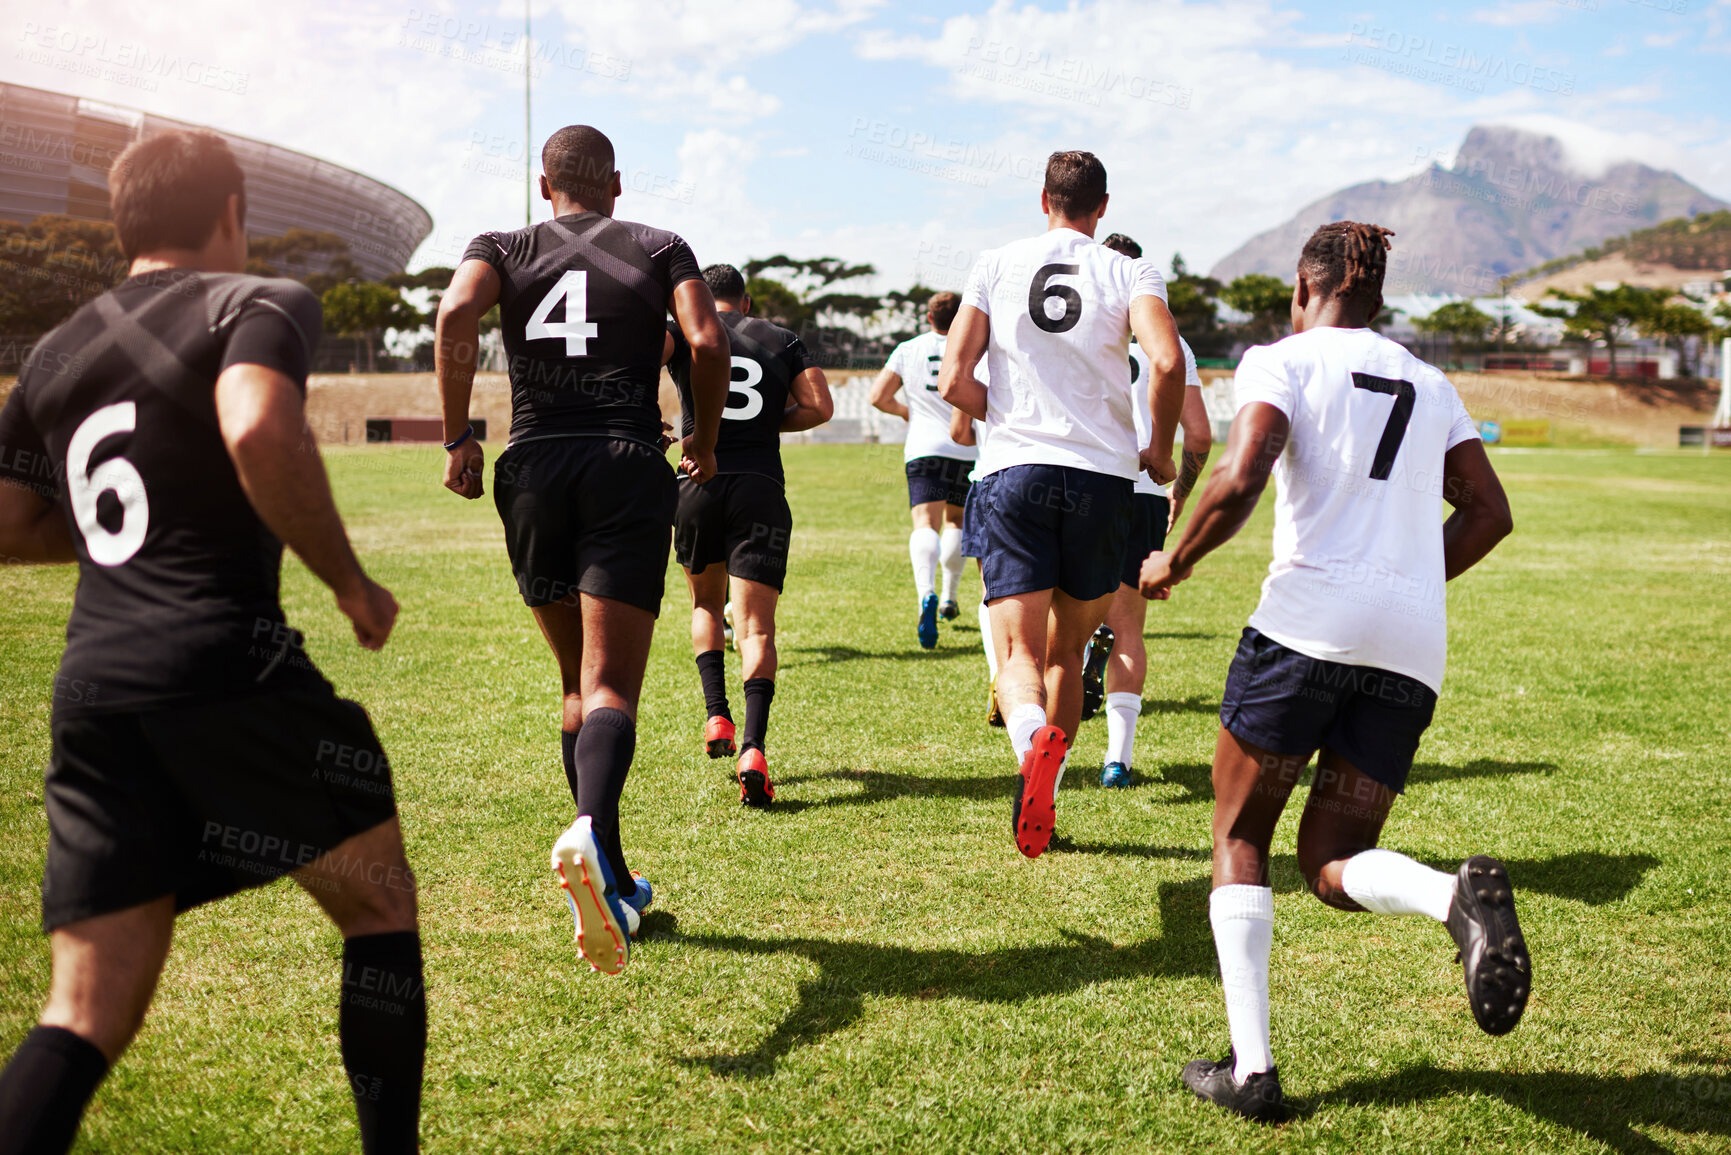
1015, 727, 1066, 859
1452, 855, 1530, 1036
552, 836, 627, 976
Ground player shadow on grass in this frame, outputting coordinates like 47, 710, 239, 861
774, 767, 1011, 811
783, 644, 978, 666
673, 876, 1218, 1079
1144, 757, 1559, 807
1311, 1062, 1731, 1154
1048, 840, 1659, 907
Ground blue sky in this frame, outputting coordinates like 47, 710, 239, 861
13, 0, 1731, 290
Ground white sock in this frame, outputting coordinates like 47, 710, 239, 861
909, 528, 940, 599
938, 527, 964, 602
978, 600, 999, 679
1340, 848, 1456, 922
1007, 702, 1046, 760
1210, 884, 1275, 1082
1103, 692, 1140, 768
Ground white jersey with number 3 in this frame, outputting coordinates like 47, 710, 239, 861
884, 330, 978, 462
1129, 337, 1200, 497
962, 228, 1167, 481
1233, 326, 1479, 694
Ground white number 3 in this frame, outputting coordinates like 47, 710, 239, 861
725, 356, 764, 420
525, 270, 600, 355
68, 402, 149, 566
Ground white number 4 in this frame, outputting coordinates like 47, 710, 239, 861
525, 270, 600, 355
68, 402, 149, 567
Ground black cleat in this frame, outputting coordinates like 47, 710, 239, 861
938, 599, 960, 621
1446, 855, 1531, 1036
1080, 625, 1114, 721
1181, 1051, 1285, 1123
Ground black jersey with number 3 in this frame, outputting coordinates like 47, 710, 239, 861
0, 270, 327, 717
665, 311, 815, 485
463, 212, 701, 447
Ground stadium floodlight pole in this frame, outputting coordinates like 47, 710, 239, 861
524, 1, 532, 227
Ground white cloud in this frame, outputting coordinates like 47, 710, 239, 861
1468, 2, 1562, 27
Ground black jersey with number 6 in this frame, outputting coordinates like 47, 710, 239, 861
0, 269, 329, 717
665, 311, 815, 485
463, 212, 702, 447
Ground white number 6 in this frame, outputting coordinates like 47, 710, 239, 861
68, 402, 149, 566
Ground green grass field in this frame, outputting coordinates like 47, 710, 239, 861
3, 444, 1729, 1153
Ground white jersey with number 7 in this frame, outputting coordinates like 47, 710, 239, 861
961, 228, 1167, 482
1233, 326, 1481, 694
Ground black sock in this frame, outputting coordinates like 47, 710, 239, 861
695, 650, 731, 720
340, 932, 426, 1155
0, 1025, 108, 1155
741, 678, 775, 754
576, 706, 636, 897
560, 728, 580, 809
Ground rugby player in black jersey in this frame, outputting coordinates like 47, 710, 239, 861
434, 126, 728, 975
663, 264, 832, 806
0, 131, 423, 1154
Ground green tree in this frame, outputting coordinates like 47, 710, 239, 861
1641, 300, 1715, 379
1219, 273, 1292, 344
1532, 285, 1666, 378
0, 215, 128, 336
1166, 253, 1221, 348
1415, 301, 1496, 344
320, 281, 414, 372
742, 276, 811, 331
246, 228, 360, 292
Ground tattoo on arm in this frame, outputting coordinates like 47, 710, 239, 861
1174, 448, 1209, 496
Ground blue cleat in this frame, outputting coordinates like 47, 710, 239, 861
550, 816, 634, 974
620, 872, 653, 938
917, 593, 939, 650
1101, 762, 1132, 789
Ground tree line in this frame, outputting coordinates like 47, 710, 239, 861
1417, 286, 1731, 377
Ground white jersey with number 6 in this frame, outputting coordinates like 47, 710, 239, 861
961, 228, 1167, 481
1233, 326, 1480, 694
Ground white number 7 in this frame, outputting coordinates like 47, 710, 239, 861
525, 270, 600, 355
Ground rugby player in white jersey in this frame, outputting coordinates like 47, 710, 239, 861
1087, 233, 1214, 787
938, 151, 1189, 859
871, 292, 976, 648
1140, 223, 1524, 1121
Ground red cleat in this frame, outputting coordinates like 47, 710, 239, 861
1013, 725, 1067, 859
737, 747, 774, 808
705, 716, 737, 759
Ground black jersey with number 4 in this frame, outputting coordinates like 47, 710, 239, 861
463, 212, 702, 447
0, 269, 328, 717
666, 311, 816, 485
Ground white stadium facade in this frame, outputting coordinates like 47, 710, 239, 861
0, 81, 430, 281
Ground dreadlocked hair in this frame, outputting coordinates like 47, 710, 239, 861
1299, 221, 1395, 308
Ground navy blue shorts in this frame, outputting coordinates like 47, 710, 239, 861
906, 455, 973, 508
962, 464, 1133, 602
1119, 493, 1170, 588
1219, 627, 1438, 792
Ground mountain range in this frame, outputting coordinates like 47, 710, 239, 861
1209, 125, 1728, 295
